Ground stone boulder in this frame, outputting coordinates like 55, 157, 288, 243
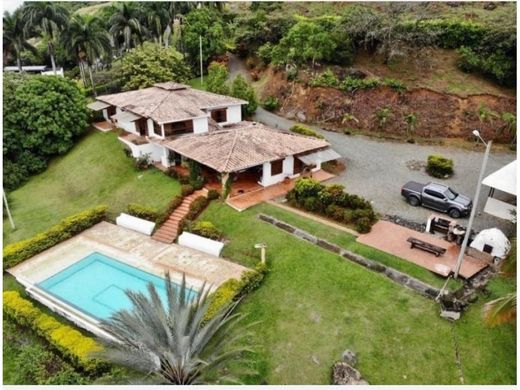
332, 362, 369, 385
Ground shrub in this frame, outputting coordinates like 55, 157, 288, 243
426, 155, 454, 178
156, 195, 183, 225
231, 75, 258, 117
289, 124, 324, 139
263, 95, 279, 111
3, 291, 105, 373
340, 76, 382, 92
181, 184, 195, 197
292, 177, 325, 199
309, 69, 340, 88
206, 61, 230, 95
383, 77, 406, 92
3, 206, 107, 269
134, 154, 151, 170
178, 196, 210, 235
127, 204, 160, 222
207, 189, 220, 200
355, 217, 373, 234
191, 221, 223, 240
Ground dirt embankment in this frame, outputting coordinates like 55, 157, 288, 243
261, 69, 516, 143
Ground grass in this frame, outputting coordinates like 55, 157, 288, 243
188, 77, 208, 91
198, 201, 516, 385
3, 130, 180, 245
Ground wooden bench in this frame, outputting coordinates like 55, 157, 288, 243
407, 237, 446, 257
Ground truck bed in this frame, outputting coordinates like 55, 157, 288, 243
402, 181, 425, 194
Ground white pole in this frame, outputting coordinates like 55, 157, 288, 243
453, 139, 492, 278
3, 190, 15, 230
199, 35, 203, 85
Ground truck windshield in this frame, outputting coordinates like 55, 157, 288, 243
445, 188, 458, 200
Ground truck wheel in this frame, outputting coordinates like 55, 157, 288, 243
448, 208, 461, 219
408, 196, 420, 206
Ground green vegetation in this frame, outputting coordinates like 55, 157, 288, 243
190, 221, 223, 240
427, 155, 455, 178
197, 201, 515, 384
206, 61, 231, 95
120, 42, 191, 90
3, 73, 90, 190
3, 290, 105, 373
3, 131, 180, 245
126, 203, 160, 223
231, 75, 258, 117
287, 178, 377, 233
289, 124, 324, 139
3, 206, 107, 269
262, 95, 279, 111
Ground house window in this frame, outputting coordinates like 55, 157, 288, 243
153, 121, 162, 136
107, 106, 116, 116
293, 156, 304, 174
271, 159, 284, 176
164, 120, 194, 137
211, 109, 227, 123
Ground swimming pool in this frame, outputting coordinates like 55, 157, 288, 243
37, 252, 198, 320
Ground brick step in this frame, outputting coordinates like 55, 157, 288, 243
153, 236, 174, 243
157, 227, 177, 235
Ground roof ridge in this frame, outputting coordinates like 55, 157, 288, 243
146, 88, 175, 118
222, 129, 240, 171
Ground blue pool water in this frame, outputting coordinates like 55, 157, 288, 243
38, 252, 198, 320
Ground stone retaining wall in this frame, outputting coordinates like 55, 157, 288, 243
258, 213, 440, 299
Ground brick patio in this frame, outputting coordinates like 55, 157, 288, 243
92, 121, 115, 132
357, 220, 489, 279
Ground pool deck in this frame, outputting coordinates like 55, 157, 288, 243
8, 221, 249, 292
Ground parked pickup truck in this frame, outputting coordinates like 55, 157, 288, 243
401, 181, 472, 218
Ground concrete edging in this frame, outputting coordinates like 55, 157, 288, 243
257, 213, 440, 299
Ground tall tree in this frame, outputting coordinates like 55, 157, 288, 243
99, 274, 253, 385
61, 14, 111, 94
3, 9, 35, 71
143, 2, 170, 46
22, 1, 69, 74
109, 2, 145, 53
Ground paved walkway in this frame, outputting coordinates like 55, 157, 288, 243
153, 189, 208, 243
9, 221, 248, 290
357, 220, 488, 279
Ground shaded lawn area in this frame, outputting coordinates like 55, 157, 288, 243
198, 202, 516, 385
3, 130, 180, 245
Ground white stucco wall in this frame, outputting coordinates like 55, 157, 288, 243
259, 156, 295, 187
102, 109, 109, 121
147, 119, 154, 137
117, 120, 137, 134
118, 137, 163, 163
226, 105, 242, 124
193, 117, 209, 134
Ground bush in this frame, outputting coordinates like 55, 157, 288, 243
289, 124, 324, 139
127, 204, 160, 222
204, 262, 268, 323
3, 291, 105, 373
426, 155, 454, 178
156, 195, 183, 226
181, 184, 195, 197
340, 76, 382, 92
191, 221, 223, 240
207, 189, 220, 200
383, 77, 406, 92
3, 206, 107, 269
206, 62, 230, 95
134, 154, 150, 170
262, 95, 279, 111
231, 75, 258, 117
309, 69, 340, 88
355, 217, 373, 234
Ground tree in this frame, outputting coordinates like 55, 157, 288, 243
143, 2, 170, 46
99, 274, 253, 385
22, 1, 69, 74
231, 75, 258, 117
404, 112, 417, 140
500, 112, 516, 145
109, 2, 145, 53
183, 8, 227, 71
61, 14, 111, 94
120, 42, 191, 91
3, 74, 90, 190
206, 62, 230, 95
3, 9, 36, 71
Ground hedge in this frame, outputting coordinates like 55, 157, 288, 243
191, 221, 223, 240
126, 203, 160, 222
3, 291, 106, 374
179, 195, 210, 235
3, 206, 107, 269
204, 262, 268, 323
156, 195, 184, 226
289, 124, 324, 139
426, 155, 454, 179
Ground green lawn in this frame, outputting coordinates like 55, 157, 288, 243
3, 130, 180, 245
198, 202, 516, 385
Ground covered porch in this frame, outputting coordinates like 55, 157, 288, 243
482, 160, 516, 222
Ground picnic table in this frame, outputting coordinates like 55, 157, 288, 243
407, 237, 446, 257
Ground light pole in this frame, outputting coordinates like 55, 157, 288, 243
453, 130, 492, 278
3, 190, 15, 230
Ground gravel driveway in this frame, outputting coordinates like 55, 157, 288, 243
230, 54, 516, 234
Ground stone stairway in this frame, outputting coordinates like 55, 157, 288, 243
152, 188, 208, 244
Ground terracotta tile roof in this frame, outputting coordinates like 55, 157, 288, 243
160, 121, 331, 173
96, 83, 246, 124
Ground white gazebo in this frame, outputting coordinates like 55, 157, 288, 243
482, 160, 516, 221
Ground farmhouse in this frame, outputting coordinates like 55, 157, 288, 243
88, 82, 340, 190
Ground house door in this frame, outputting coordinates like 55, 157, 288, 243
136, 118, 147, 136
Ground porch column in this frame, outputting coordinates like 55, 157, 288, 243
221, 172, 230, 200
161, 124, 165, 138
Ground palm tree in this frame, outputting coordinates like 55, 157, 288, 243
61, 14, 111, 95
22, 1, 69, 75
143, 2, 170, 46
3, 9, 35, 71
99, 274, 253, 385
109, 2, 146, 53
164, 2, 195, 51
